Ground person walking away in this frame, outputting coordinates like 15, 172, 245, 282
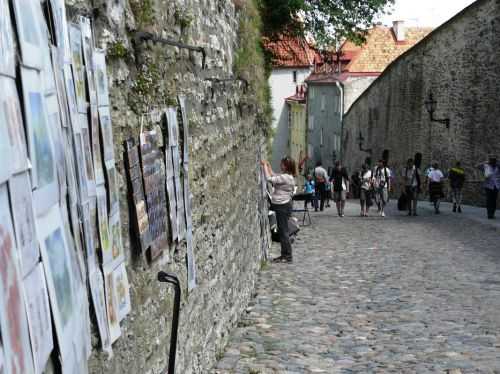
477, 157, 500, 219
402, 158, 421, 216
314, 161, 328, 211
448, 161, 465, 213
261, 157, 296, 262
325, 180, 332, 208
303, 174, 317, 211
359, 164, 373, 217
428, 163, 445, 214
351, 172, 361, 199
373, 159, 391, 217
330, 161, 349, 217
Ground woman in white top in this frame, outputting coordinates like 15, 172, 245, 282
261, 157, 297, 263
428, 162, 445, 214
359, 164, 372, 217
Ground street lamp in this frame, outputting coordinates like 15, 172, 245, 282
357, 130, 372, 154
424, 92, 450, 129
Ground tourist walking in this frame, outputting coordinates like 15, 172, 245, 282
303, 175, 317, 210
261, 157, 296, 263
448, 161, 466, 213
359, 164, 373, 217
373, 159, 391, 217
314, 161, 328, 212
428, 162, 445, 214
330, 161, 349, 217
402, 158, 421, 216
477, 157, 500, 219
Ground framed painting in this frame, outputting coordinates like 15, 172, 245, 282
0, 0, 16, 77
99, 106, 115, 162
8, 172, 39, 277
69, 23, 87, 113
94, 49, 110, 107
104, 266, 121, 344
48, 0, 71, 64
11, 0, 43, 69
80, 17, 97, 106
108, 212, 125, 271
34, 1, 56, 95
0, 185, 35, 374
46, 93, 66, 199
64, 64, 79, 130
80, 112, 97, 197
106, 161, 120, 215
22, 263, 54, 374
20, 67, 58, 216
36, 205, 77, 365
89, 269, 112, 354
73, 132, 90, 203
113, 262, 131, 322
90, 105, 105, 184
1, 77, 29, 174
97, 185, 112, 266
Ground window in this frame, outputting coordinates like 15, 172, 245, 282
293, 70, 297, 83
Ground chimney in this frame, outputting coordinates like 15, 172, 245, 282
393, 20, 405, 42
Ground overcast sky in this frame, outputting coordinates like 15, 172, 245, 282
378, 0, 477, 27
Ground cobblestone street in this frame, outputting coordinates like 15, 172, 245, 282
213, 201, 500, 374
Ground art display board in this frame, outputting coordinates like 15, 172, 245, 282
140, 129, 168, 260
125, 138, 152, 251
0, 185, 35, 374
0, 0, 15, 78
9, 172, 40, 277
94, 50, 110, 107
1, 77, 30, 174
23, 263, 54, 374
20, 67, 59, 216
11, 0, 43, 70
36, 205, 78, 367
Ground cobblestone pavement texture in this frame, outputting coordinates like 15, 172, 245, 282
213, 201, 500, 374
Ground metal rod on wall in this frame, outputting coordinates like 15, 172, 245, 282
157, 271, 182, 374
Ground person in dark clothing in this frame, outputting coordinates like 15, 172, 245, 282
314, 161, 328, 212
402, 158, 421, 216
477, 157, 500, 219
330, 161, 349, 217
448, 161, 465, 213
262, 157, 297, 262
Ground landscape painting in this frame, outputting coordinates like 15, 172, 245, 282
0, 185, 35, 374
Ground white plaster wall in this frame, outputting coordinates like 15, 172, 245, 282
269, 67, 311, 169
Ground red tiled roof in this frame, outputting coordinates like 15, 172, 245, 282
263, 36, 323, 68
285, 85, 307, 103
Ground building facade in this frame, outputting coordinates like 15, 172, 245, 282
285, 87, 307, 185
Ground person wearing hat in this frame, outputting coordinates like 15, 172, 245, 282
477, 156, 500, 219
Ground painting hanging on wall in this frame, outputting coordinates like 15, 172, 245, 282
1, 77, 29, 174
106, 162, 120, 215
23, 263, 54, 374
35, 0, 56, 95
69, 23, 87, 113
0, 0, 16, 77
89, 269, 112, 354
104, 267, 121, 344
48, 0, 71, 64
113, 262, 131, 322
97, 185, 112, 266
20, 67, 58, 216
99, 106, 115, 162
0, 185, 35, 374
11, 0, 43, 69
37, 205, 77, 365
107, 212, 125, 271
90, 105, 105, 184
80, 17, 97, 106
9, 172, 40, 277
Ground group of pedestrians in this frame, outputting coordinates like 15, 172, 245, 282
260, 155, 500, 264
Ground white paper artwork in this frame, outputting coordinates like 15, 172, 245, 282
1, 77, 30, 174
99, 106, 115, 162
0, 104, 13, 183
80, 17, 97, 106
113, 262, 131, 322
48, 0, 71, 64
94, 50, 110, 107
23, 263, 54, 374
104, 267, 121, 344
89, 269, 112, 354
35, 1, 56, 95
69, 23, 87, 113
36, 205, 77, 365
8, 172, 40, 277
0, 185, 35, 374
108, 212, 125, 271
11, 0, 43, 69
20, 67, 58, 216
0, 0, 16, 78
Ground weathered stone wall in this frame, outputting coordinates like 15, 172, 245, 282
343, 0, 500, 205
65, 0, 268, 373
342, 75, 377, 113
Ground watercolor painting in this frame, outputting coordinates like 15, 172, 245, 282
94, 50, 110, 107
104, 268, 121, 343
0, 0, 15, 77
12, 0, 42, 69
113, 262, 131, 322
106, 164, 119, 214
0, 186, 35, 374
31, 92, 55, 187
99, 107, 115, 162
109, 213, 124, 268
89, 269, 111, 353
69, 23, 87, 113
97, 186, 112, 265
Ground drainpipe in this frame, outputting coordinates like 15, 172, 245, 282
336, 81, 344, 163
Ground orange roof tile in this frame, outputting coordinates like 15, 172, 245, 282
263, 36, 323, 68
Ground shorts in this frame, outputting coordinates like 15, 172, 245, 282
375, 187, 389, 204
333, 190, 346, 202
360, 189, 369, 201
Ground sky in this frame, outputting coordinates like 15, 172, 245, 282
377, 0, 477, 27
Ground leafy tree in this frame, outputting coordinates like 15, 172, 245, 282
260, 0, 394, 47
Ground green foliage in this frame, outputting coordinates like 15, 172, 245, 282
108, 41, 128, 59
260, 0, 394, 47
174, 7, 194, 30
234, 0, 273, 134
130, 0, 154, 28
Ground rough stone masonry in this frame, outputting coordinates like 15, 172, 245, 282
343, 0, 500, 206
61, 1, 269, 373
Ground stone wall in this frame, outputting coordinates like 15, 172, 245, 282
342, 0, 500, 205
65, 0, 268, 373
342, 75, 377, 113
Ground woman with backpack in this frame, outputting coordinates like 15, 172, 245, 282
261, 157, 297, 263
373, 159, 391, 217
428, 162, 445, 214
